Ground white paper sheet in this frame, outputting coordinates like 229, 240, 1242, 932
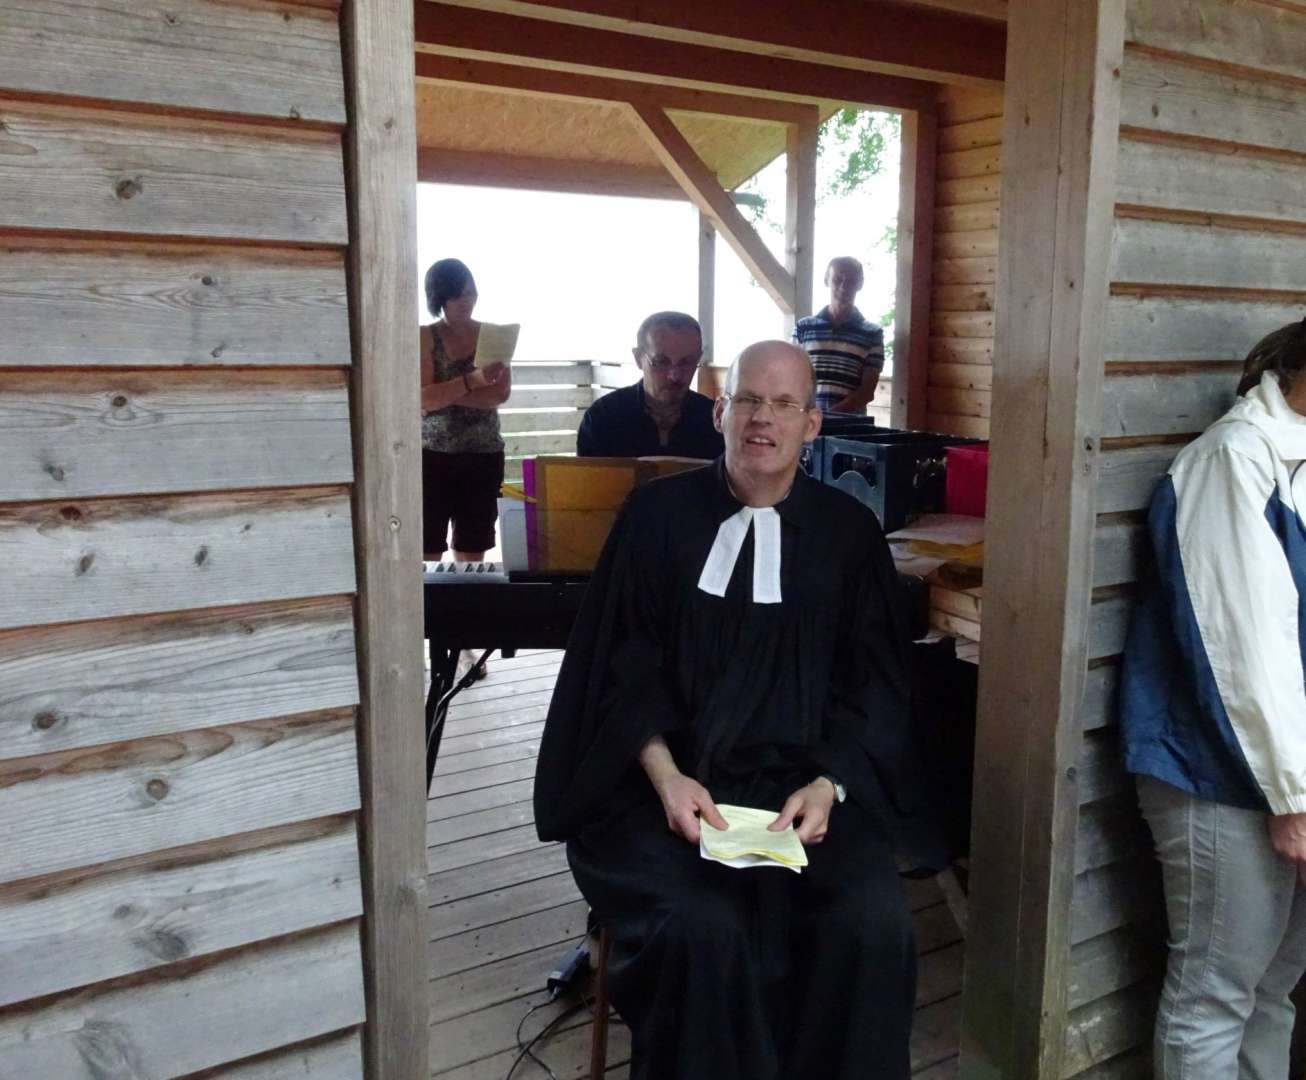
473, 322, 521, 369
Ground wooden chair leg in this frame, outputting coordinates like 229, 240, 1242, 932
589, 927, 612, 1080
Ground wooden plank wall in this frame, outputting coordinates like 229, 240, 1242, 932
0, 2, 370, 1075
959, 0, 1123, 1073
1063, 1, 1306, 1075
927, 84, 1002, 439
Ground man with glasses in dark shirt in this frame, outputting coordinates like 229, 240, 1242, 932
576, 311, 725, 459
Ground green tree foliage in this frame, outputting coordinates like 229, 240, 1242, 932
738, 110, 901, 240
819, 108, 900, 203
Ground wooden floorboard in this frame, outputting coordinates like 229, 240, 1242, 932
427, 798, 536, 847
426, 650, 963, 1077
427, 778, 534, 824
429, 872, 579, 942
437, 720, 545, 759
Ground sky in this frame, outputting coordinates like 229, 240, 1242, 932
414, 118, 901, 374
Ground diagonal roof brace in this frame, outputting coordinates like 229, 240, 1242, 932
627, 103, 798, 314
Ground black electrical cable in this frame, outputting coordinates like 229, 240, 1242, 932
505, 998, 589, 1080
513, 1000, 560, 1080
504, 929, 599, 1079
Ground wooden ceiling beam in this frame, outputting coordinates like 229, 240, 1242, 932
903, 0, 1006, 22
414, 4, 940, 111
421, 0, 1006, 83
416, 146, 688, 200
414, 54, 819, 125
627, 103, 795, 312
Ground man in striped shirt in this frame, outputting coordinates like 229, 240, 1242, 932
792, 256, 885, 415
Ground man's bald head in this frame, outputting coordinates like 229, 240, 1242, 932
725, 340, 816, 408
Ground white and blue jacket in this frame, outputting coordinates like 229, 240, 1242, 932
1119, 373, 1306, 815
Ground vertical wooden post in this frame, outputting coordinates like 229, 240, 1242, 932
698, 210, 716, 366
340, 1, 429, 1077
891, 106, 936, 431
785, 113, 818, 336
959, 1, 1124, 1077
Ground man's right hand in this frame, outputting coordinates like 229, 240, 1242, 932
639, 734, 727, 844
654, 773, 728, 844
1268, 812, 1306, 884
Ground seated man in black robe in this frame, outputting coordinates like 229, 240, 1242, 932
535, 340, 942, 1080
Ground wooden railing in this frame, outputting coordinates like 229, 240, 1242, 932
499, 360, 598, 482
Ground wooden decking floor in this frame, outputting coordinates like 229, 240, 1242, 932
426, 650, 963, 1079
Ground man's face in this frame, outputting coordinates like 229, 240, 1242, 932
635, 325, 702, 407
714, 345, 821, 481
827, 263, 862, 311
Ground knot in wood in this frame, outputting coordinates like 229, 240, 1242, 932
111, 394, 128, 409
145, 778, 169, 801
388, 516, 400, 532
60, 505, 83, 522
193, 545, 209, 567
32, 711, 58, 731
45, 463, 65, 482
201, 275, 215, 287
114, 177, 142, 200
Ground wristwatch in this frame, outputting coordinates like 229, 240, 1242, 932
819, 774, 847, 803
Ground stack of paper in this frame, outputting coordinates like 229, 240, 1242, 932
699, 804, 808, 873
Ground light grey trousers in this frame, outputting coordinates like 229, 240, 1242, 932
1138, 774, 1306, 1079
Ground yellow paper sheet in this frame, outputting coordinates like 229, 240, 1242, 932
473, 321, 520, 369
699, 804, 809, 870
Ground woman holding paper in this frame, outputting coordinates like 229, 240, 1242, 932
420, 257, 512, 562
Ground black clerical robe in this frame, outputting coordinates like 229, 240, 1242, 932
535, 460, 942, 1080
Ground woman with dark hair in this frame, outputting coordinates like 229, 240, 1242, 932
419, 258, 511, 563
1119, 318, 1306, 1077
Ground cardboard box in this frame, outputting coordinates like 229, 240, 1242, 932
518, 456, 708, 572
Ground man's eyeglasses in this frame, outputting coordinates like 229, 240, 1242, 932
642, 354, 702, 373
722, 392, 812, 419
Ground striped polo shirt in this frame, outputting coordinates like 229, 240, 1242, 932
792, 306, 885, 414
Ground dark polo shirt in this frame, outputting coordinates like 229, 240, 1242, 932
576, 382, 724, 460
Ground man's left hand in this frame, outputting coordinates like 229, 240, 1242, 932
768, 779, 837, 845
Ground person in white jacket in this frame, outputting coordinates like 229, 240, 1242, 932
1120, 318, 1306, 1078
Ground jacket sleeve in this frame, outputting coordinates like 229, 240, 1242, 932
533, 493, 685, 839
808, 508, 947, 869
1173, 445, 1306, 814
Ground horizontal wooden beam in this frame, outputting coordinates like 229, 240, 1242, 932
416, 146, 686, 199
908, 0, 1007, 20
627, 103, 795, 311
414, 54, 818, 124
414, 4, 939, 110
424, 0, 1006, 82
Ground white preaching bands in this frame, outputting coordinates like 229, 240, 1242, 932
696, 506, 783, 604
